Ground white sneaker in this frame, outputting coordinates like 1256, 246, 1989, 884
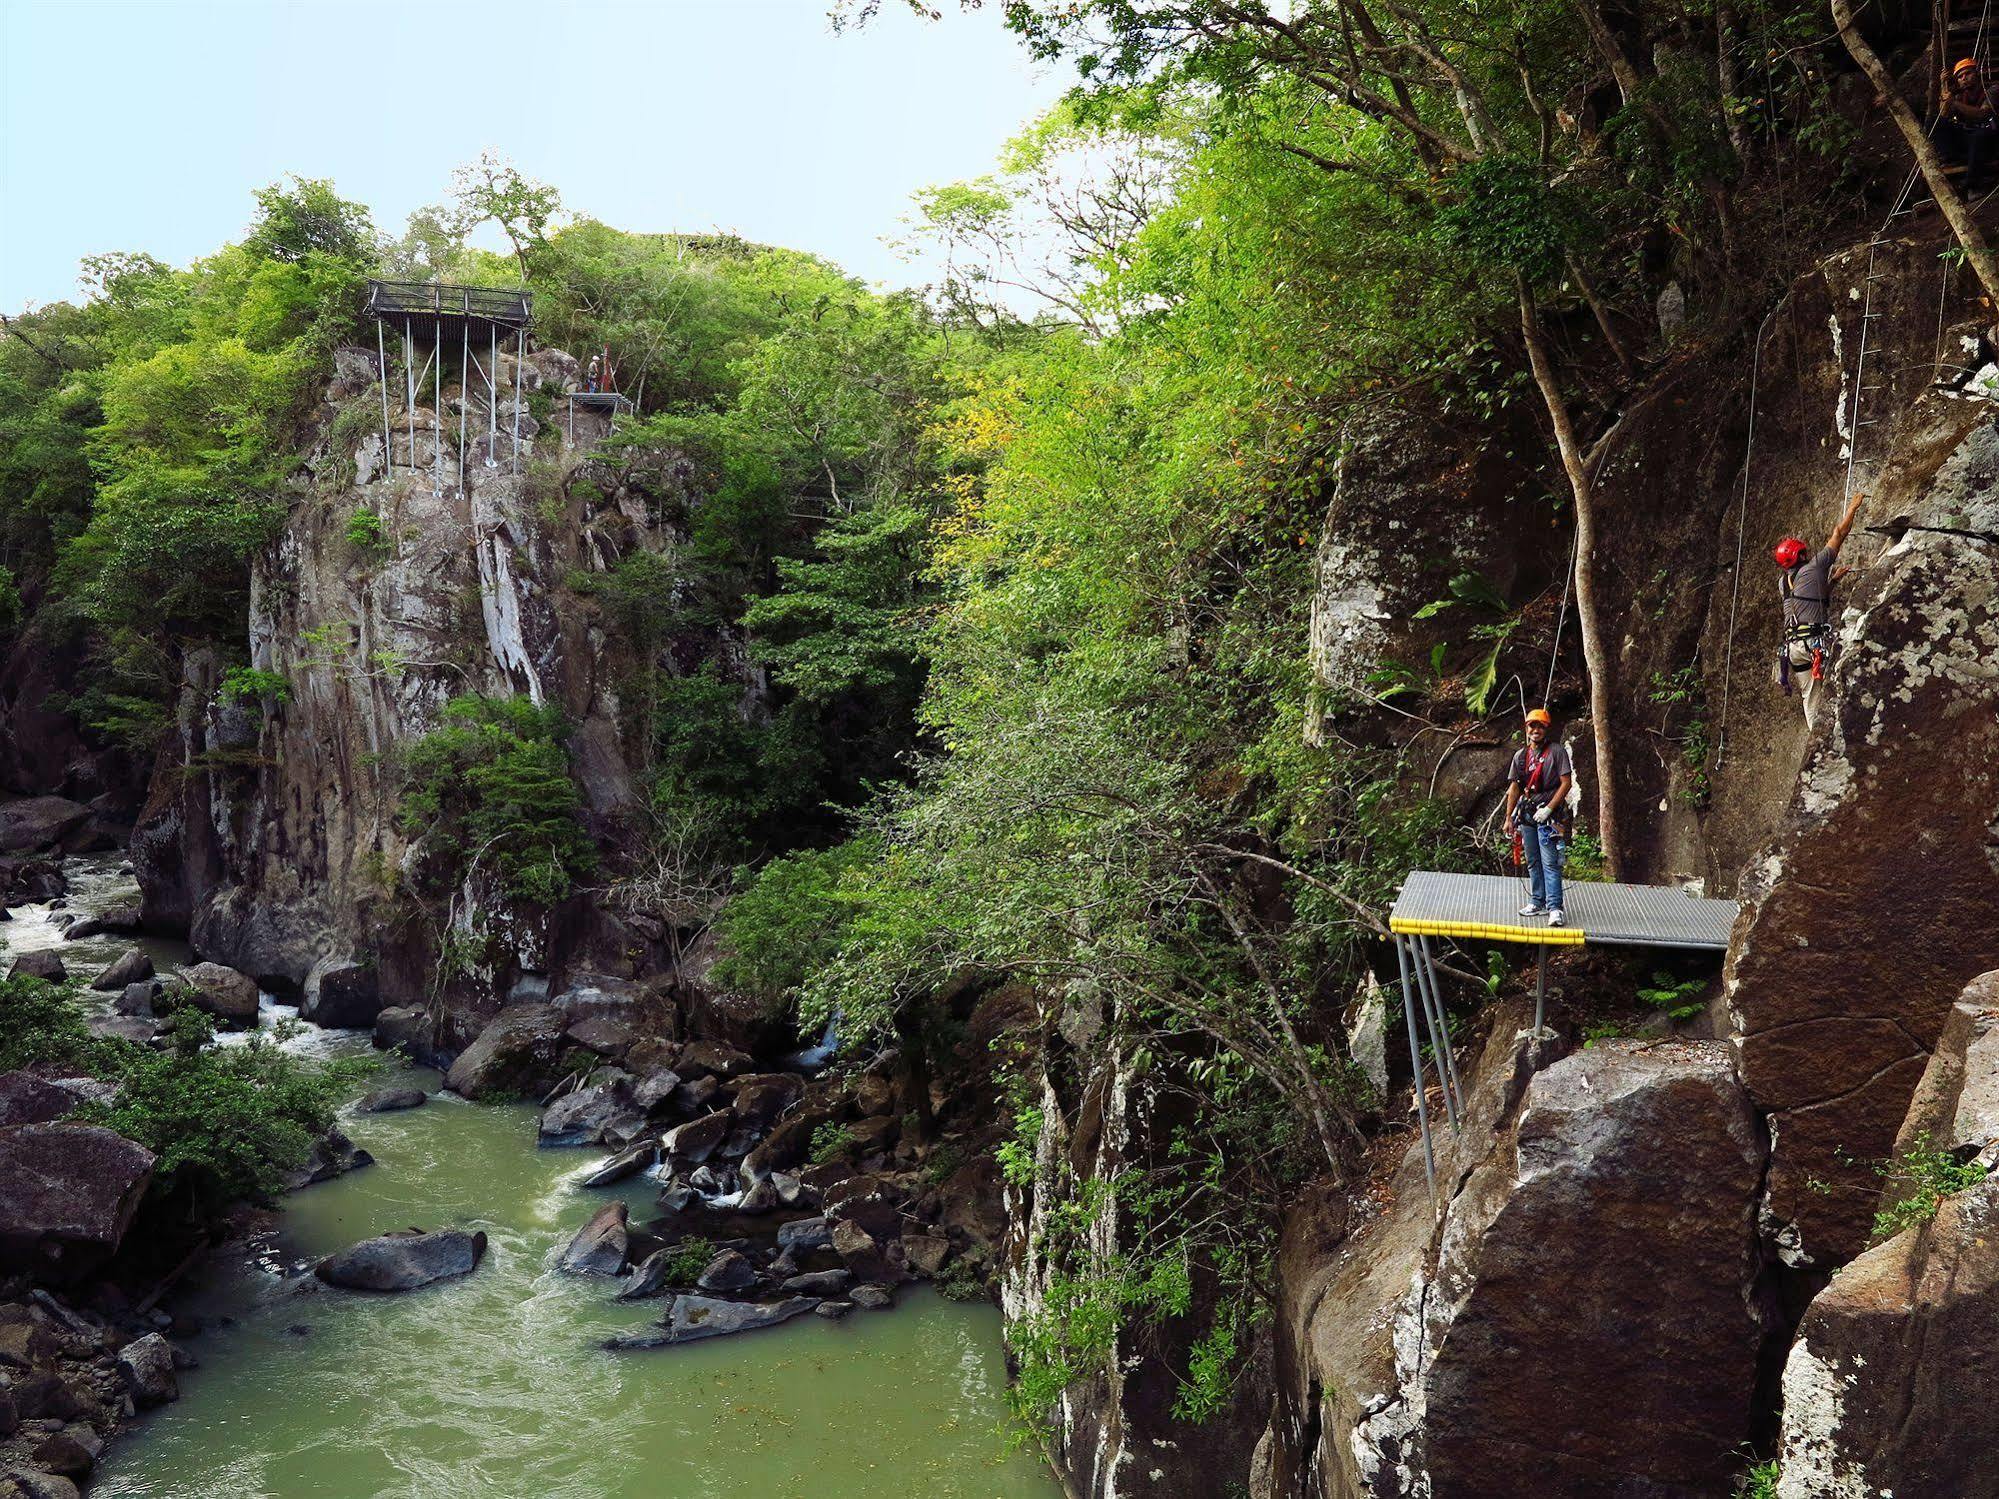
1547, 909, 1566, 928
1518, 903, 1545, 918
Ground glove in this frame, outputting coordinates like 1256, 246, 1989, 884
1532, 804, 1552, 825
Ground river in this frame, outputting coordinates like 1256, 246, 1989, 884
5, 857, 1062, 1499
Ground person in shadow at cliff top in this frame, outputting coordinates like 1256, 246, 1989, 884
1507, 708, 1572, 929
1937, 57, 1999, 192
1773, 489, 1866, 732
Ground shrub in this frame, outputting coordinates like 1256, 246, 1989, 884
1872, 1131, 1987, 1243
659, 1235, 714, 1284
807, 1121, 858, 1165
0, 977, 366, 1221
219, 665, 291, 706
345, 505, 389, 555
397, 693, 596, 905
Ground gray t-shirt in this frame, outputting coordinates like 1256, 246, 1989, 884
1508, 743, 1573, 815
1782, 547, 1837, 631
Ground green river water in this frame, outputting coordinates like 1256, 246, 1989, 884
8, 860, 1063, 1499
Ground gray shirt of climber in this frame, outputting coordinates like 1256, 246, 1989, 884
1783, 548, 1837, 632
1508, 743, 1573, 817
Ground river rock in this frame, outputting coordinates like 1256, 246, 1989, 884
0, 798, 92, 855
563, 1016, 635, 1062
605, 1294, 820, 1350
538, 1079, 644, 1149
5, 953, 63, 984
445, 1004, 567, 1101
739, 1103, 843, 1186
27, 1431, 96, 1481
662, 1110, 730, 1167
88, 948, 152, 992
830, 1218, 900, 1284
627, 1068, 680, 1114
903, 1233, 952, 1276
315, 1228, 487, 1291
114, 980, 159, 1017
674, 1075, 721, 1113
166, 962, 261, 1029
372, 1006, 473, 1070
355, 1086, 427, 1113
813, 1300, 854, 1320
736, 1178, 780, 1215
0, 1077, 77, 1131
617, 1248, 675, 1300
849, 1283, 894, 1310
0, 1472, 81, 1499
285, 1128, 373, 1191
776, 1216, 831, 1254
300, 963, 381, 1030
674, 1040, 752, 1082
115, 1332, 178, 1407
59, 902, 138, 940
582, 1139, 657, 1188
730, 1073, 803, 1128
780, 1268, 850, 1296
556, 1201, 629, 1276
695, 1249, 758, 1292
553, 973, 654, 1025
851, 1072, 894, 1117
0, 1124, 153, 1281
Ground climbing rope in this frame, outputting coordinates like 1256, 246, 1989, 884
1714, 316, 1771, 772
1544, 526, 1578, 707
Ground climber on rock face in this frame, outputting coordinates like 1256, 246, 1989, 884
1774, 490, 1865, 732
1937, 57, 1999, 191
585, 354, 602, 394
1507, 708, 1572, 929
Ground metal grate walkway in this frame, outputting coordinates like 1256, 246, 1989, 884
1388, 871, 1737, 951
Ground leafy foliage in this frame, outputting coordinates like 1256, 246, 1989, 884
1872, 1131, 1987, 1243
397, 694, 596, 905
0, 977, 365, 1220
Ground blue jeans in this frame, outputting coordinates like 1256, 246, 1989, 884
1523, 819, 1566, 911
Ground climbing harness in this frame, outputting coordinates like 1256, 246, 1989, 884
1776, 568, 1833, 695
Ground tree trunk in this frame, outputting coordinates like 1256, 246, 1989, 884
1833, 0, 1999, 303
1517, 278, 1626, 880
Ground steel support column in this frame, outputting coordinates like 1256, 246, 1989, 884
1534, 945, 1550, 1034
457, 315, 468, 493
1394, 935, 1437, 1201
375, 318, 393, 481
432, 320, 442, 495
1417, 935, 1466, 1122
488, 325, 498, 468
1412, 937, 1459, 1129
513, 327, 523, 475
403, 317, 416, 478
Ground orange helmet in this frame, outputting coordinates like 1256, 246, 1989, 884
1525, 708, 1553, 727
1957, 57, 1980, 77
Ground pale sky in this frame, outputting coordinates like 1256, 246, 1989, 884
0, 0, 1067, 311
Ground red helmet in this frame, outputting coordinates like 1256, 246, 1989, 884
1773, 537, 1809, 569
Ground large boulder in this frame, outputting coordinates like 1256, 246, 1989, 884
1724, 429, 1999, 1266
0, 1124, 153, 1281
0, 799, 93, 856
315, 1228, 487, 1292
88, 948, 152, 991
166, 962, 261, 1029
300, 963, 381, 1030
5, 953, 63, 984
555, 1201, 629, 1276
1774, 972, 1999, 1498
115, 1332, 178, 1407
537, 1079, 644, 1149
662, 1110, 730, 1168
1259, 1028, 1772, 1499
444, 1004, 567, 1100
0, 1076, 78, 1130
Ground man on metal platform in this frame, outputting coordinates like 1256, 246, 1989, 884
1506, 708, 1572, 929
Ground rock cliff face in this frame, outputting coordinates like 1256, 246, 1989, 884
1039, 217, 1999, 1497
128, 342, 709, 1023
1253, 1019, 1771, 1499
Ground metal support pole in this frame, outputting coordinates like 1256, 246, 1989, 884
433, 319, 442, 495
403, 317, 416, 479
375, 318, 393, 481
488, 324, 498, 467
1394, 936, 1438, 1201
1423, 939, 1471, 1127
513, 327, 524, 475
1413, 939, 1460, 1129
1534, 945, 1550, 1035
457, 316, 468, 493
